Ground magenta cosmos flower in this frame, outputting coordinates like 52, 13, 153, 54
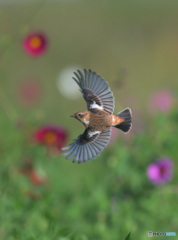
23, 32, 47, 57
34, 125, 68, 151
148, 89, 173, 114
147, 157, 173, 185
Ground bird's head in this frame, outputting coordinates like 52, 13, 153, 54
70, 111, 88, 124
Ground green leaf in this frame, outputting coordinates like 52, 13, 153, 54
124, 232, 132, 240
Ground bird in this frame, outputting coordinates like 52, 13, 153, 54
62, 69, 132, 163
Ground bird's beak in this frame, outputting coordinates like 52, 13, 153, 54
70, 115, 75, 118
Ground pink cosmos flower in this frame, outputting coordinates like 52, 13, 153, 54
34, 125, 68, 152
148, 90, 173, 114
147, 157, 173, 185
18, 80, 41, 106
23, 32, 47, 57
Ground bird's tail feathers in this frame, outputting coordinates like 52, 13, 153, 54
114, 108, 132, 133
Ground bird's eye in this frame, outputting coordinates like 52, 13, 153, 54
78, 113, 82, 118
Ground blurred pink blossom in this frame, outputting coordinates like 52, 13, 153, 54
23, 32, 47, 57
148, 89, 173, 114
147, 157, 173, 185
34, 125, 68, 152
18, 80, 41, 106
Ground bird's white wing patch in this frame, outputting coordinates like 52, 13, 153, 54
62, 128, 111, 163
90, 101, 103, 110
88, 131, 100, 137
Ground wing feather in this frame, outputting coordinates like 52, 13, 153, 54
87, 143, 95, 160
73, 69, 115, 114
62, 128, 111, 163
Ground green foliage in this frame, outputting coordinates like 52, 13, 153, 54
0, 107, 177, 240
124, 232, 132, 240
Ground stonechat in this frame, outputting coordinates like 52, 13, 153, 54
62, 69, 132, 163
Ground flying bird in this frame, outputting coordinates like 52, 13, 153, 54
62, 69, 132, 163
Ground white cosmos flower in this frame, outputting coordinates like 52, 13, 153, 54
56, 67, 81, 99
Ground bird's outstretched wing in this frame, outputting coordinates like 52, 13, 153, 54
62, 128, 111, 163
73, 69, 115, 114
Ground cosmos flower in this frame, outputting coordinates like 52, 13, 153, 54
56, 67, 81, 99
18, 79, 41, 107
34, 125, 68, 152
147, 157, 173, 185
23, 32, 47, 57
148, 90, 173, 114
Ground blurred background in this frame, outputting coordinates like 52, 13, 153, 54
0, 1, 177, 239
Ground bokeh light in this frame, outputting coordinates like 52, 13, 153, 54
56, 67, 81, 99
